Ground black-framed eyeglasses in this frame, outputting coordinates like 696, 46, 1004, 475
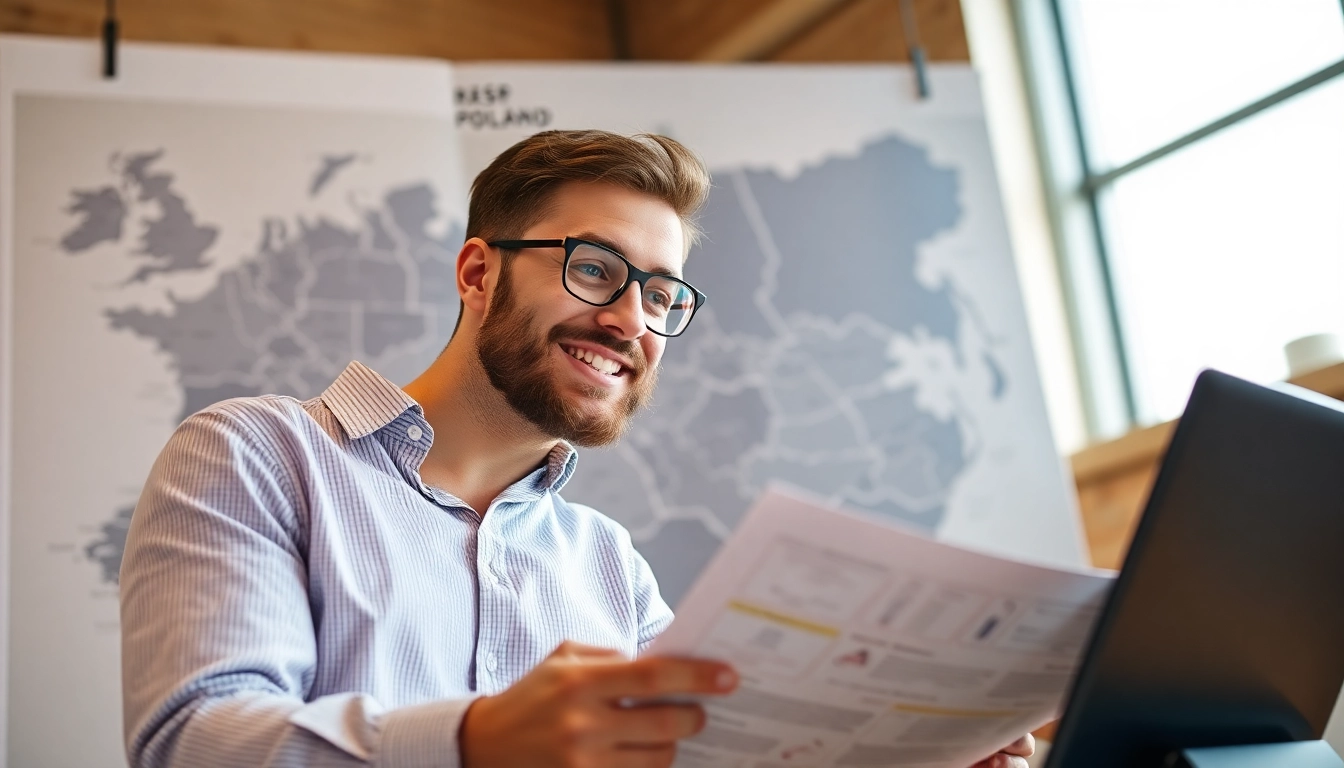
488, 237, 707, 337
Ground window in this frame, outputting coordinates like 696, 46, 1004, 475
1019, 0, 1344, 431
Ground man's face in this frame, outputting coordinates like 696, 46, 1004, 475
475, 182, 684, 447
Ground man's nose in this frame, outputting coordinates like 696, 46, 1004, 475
595, 282, 647, 341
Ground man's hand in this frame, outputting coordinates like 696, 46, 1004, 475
969, 734, 1035, 768
459, 640, 738, 768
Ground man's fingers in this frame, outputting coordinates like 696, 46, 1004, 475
1000, 733, 1035, 757
611, 703, 706, 745
970, 754, 1030, 768
589, 656, 738, 699
968, 734, 1035, 768
551, 639, 629, 661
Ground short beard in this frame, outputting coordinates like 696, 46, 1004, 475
475, 261, 658, 447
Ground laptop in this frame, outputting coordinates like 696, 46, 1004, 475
1045, 370, 1344, 767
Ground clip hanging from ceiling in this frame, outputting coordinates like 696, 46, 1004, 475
102, 0, 118, 79
898, 0, 930, 99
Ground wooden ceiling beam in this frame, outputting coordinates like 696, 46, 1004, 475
623, 0, 856, 62
690, 0, 855, 62
770, 0, 970, 63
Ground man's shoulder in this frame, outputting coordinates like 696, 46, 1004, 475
182, 393, 330, 447
549, 495, 637, 547
190, 392, 309, 425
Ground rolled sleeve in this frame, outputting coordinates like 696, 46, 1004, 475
375, 698, 476, 768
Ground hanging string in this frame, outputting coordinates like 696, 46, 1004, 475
898, 0, 930, 99
102, 0, 118, 79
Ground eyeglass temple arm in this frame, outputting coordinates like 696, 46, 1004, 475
486, 239, 565, 249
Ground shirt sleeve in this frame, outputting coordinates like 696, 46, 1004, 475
120, 405, 475, 768
628, 538, 675, 655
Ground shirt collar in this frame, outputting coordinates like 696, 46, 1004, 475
320, 361, 421, 440
320, 361, 580, 495
540, 442, 579, 493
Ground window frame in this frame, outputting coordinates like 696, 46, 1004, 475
1012, 0, 1344, 440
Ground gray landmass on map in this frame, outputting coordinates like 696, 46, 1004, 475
105, 176, 460, 422
310, 153, 358, 197
752, 137, 963, 343
984, 351, 1007, 399
636, 519, 725, 605
60, 186, 126, 252
121, 150, 220, 283
56, 150, 221, 283
85, 505, 134, 585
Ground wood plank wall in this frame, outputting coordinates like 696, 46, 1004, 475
0, 0, 970, 63
0, 0, 616, 59
624, 0, 968, 62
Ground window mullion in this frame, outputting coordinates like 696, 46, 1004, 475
1013, 0, 1139, 440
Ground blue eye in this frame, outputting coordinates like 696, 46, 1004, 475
575, 263, 607, 279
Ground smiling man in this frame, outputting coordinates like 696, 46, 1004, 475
119, 130, 1032, 768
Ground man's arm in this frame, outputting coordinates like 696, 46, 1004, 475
626, 531, 674, 655
120, 406, 473, 768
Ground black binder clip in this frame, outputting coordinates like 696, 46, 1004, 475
102, 0, 118, 79
898, 0, 930, 99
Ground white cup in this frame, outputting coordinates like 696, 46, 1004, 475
1284, 332, 1344, 378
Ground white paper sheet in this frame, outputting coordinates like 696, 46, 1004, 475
651, 487, 1114, 768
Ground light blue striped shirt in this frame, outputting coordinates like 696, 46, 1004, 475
120, 361, 675, 768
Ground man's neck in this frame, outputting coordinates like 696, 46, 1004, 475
402, 342, 559, 515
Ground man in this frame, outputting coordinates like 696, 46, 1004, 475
121, 130, 1034, 768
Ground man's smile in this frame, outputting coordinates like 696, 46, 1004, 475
559, 342, 629, 387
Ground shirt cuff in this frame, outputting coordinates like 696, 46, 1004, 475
375, 697, 478, 768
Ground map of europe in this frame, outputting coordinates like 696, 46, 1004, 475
62, 135, 997, 605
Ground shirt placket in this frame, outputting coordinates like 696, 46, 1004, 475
473, 502, 517, 694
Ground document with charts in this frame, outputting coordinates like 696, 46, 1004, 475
651, 487, 1115, 768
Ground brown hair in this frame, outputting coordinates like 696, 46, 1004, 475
465, 129, 711, 252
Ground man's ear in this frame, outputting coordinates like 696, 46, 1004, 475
457, 238, 493, 315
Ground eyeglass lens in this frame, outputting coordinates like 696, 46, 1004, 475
565, 242, 697, 336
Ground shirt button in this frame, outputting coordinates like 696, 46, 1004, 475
484, 652, 498, 672
406, 425, 423, 441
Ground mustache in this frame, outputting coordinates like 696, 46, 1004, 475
547, 323, 648, 374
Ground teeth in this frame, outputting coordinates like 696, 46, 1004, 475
564, 345, 621, 376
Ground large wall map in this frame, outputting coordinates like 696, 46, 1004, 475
4, 59, 1080, 767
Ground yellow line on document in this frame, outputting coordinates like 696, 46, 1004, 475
891, 703, 1021, 718
727, 600, 840, 637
